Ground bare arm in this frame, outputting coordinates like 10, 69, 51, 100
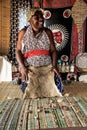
16, 29, 26, 66
16, 29, 28, 81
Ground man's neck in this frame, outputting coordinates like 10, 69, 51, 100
32, 28, 43, 36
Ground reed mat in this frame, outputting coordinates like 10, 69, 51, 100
0, 96, 87, 130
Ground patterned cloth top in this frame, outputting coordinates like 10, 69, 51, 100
22, 25, 51, 67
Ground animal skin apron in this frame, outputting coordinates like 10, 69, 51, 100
23, 64, 62, 98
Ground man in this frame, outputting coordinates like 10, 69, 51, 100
16, 8, 62, 98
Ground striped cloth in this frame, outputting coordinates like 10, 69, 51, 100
0, 97, 87, 130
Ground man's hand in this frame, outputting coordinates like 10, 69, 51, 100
51, 66, 61, 77
19, 65, 28, 81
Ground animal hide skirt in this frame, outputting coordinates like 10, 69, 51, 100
23, 64, 62, 98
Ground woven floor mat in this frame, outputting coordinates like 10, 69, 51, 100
0, 97, 87, 130
0, 82, 23, 102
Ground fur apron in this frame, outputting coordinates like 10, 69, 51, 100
23, 64, 62, 98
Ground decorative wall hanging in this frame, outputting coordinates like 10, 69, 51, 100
78, 31, 84, 53
70, 22, 78, 61
48, 24, 69, 51
63, 9, 71, 18
70, 0, 87, 61
72, 0, 87, 32
33, 0, 76, 8
8, 0, 31, 65
43, 0, 76, 8
70, 18, 86, 62
61, 55, 69, 62
33, 0, 43, 8
84, 18, 87, 52
43, 10, 51, 19
44, 8, 72, 59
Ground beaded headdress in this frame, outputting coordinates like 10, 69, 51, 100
27, 8, 44, 21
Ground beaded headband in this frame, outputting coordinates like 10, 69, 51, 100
27, 8, 44, 21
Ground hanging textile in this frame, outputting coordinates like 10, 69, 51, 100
8, 0, 32, 65
70, 0, 87, 61
70, 18, 86, 61
44, 8, 72, 59
72, 0, 87, 33
78, 19, 87, 53
70, 21, 78, 62
84, 18, 87, 52
33, 0, 76, 8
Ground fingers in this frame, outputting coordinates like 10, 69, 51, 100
51, 67, 61, 77
20, 67, 28, 82
21, 74, 27, 82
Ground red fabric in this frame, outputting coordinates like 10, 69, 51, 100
70, 22, 78, 62
33, 0, 76, 8
78, 19, 86, 53
24, 50, 50, 58
82, 19, 86, 52
43, 0, 76, 8
53, 31, 62, 43
33, 0, 41, 8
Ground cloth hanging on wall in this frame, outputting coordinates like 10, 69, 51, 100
8, 0, 31, 65
33, 0, 76, 8
84, 18, 87, 52
78, 19, 87, 53
70, 21, 78, 61
44, 8, 72, 59
72, 0, 87, 32
70, 19, 86, 61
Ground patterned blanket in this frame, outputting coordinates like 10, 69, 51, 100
0, 97, 87, 130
